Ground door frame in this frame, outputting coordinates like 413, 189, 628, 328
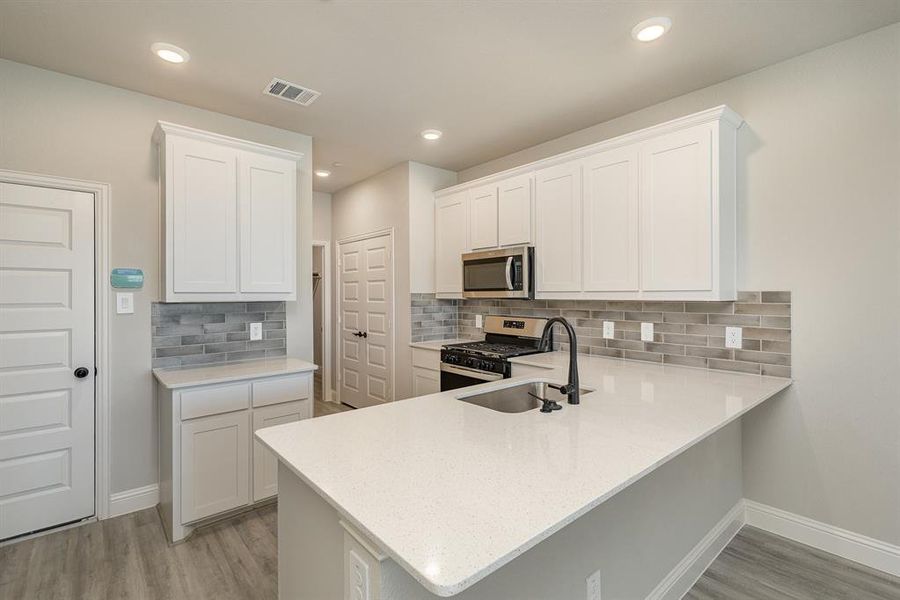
0, 169, 112, 521
335, 228, 396, 405
311, 240, 332, 403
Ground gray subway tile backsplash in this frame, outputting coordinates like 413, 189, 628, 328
151, 301, 286, 368
411, 291, 792, 377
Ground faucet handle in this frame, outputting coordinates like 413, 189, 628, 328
540, 398, 563, 413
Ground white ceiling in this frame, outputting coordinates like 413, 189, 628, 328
1, 1, 898, 192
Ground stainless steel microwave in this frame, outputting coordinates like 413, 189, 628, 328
461, 246, 534, 299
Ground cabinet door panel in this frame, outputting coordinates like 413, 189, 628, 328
172, 139, 238, 293
583, 147, 639, 291
535, 162, 582, 292
468, 185, 499, 250
640, 125, 713, 291
240, 153, 296, 294
252, 401, 307, 501
412, 367, 439, 396
181, 411, 249, 523
435, 192, 469, 294
498, 174, 533, 246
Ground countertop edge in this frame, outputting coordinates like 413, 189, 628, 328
153, 358, 318, 389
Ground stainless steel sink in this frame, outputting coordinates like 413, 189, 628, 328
458, 381, 591, 413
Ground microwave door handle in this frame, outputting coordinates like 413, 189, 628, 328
505, 256, 514, 290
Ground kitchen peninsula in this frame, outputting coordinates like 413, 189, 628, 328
256, 353, 791, 599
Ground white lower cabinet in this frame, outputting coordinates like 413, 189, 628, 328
252, 400, 308, 501
412, 367, 440, 396
181, 411, 250, 523
158, 370, 313, 542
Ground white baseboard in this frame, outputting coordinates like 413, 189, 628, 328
646, 500, 745, 600
744, 499, 900, 577
108, 484, 159, 518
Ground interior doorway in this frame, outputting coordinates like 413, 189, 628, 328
311, 242, 330, 407
336, 229, 395, 409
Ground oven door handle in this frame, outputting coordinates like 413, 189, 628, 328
505, 256, 514, 290
440, 363, 505, 381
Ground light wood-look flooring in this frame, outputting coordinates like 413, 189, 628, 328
686, 526, 900, 600
314, 398, 355, 416
0, 505, 278, 600
3, 510, 898, 600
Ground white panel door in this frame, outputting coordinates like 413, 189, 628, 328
239, 152, 296, 294
181, 411, 250, 523
339, 234, 394, 409
583, 147, 640, 291
497, 174, 533, 246
640, 125, 713, 291
468, 185, 498, 250
0, 182, 94, 540
535, 161, 583, 292
172, 137, 238, 293
252, 400, 307, 501
434, 192, 468, 295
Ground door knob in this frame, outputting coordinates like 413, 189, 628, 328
361, 331, 368, 338
74, 367, 90, 379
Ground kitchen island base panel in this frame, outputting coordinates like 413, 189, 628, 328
277, 421, 742, 599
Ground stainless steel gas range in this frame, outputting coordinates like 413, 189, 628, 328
439, 316, 551, 391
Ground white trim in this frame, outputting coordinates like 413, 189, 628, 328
312, 240, 333, 402
153, 121, 304, 161
435, 105, 744, 198
335, 228, 396, 405
646, 501, 745, 600
0, 169, 112, 521
109, 484, 160, 518
744, 499, 900, 577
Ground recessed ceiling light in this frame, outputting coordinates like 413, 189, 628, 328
421, 129, 443, 141
332, 162, 343, 168
151, 42, 190, 64
631, 17, 672, 42
314, 169, 331, 178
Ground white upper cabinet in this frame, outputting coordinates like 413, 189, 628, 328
240, 153, 296, 294
171, 138, 239, 294
156, 122, 302, 302
534, 161, 582, 292
640, 124, 713, 293
582, 146, 639, 292
497, 174, 533, 246
435, 191, 469, 296
433, 106, 741, 300
468, 184, 498, 250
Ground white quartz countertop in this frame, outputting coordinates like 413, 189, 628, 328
152, 357, 317, 389
409, 338, 476, 350
256, 352, 790, 597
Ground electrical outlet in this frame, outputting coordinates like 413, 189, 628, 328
725, 326, 742, 349
475, 314, 483, 329
250, 322, 263, 341
640, 322, 654, 342
587, 569, 602, 600
602, 321, 615, 339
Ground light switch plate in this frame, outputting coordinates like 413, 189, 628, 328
250, 322, 263, 341
640, 322, 654, 342
116, 292, 134, 314
725, 326, 743, 349
475, 314, 483, 329
602, 321, 615, 339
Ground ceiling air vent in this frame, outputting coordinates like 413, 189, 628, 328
264, 78, 321, 106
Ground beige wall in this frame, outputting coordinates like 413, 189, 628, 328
0, 59, 314, 495
312, 190, 332, 242
460, 25, 900, 544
